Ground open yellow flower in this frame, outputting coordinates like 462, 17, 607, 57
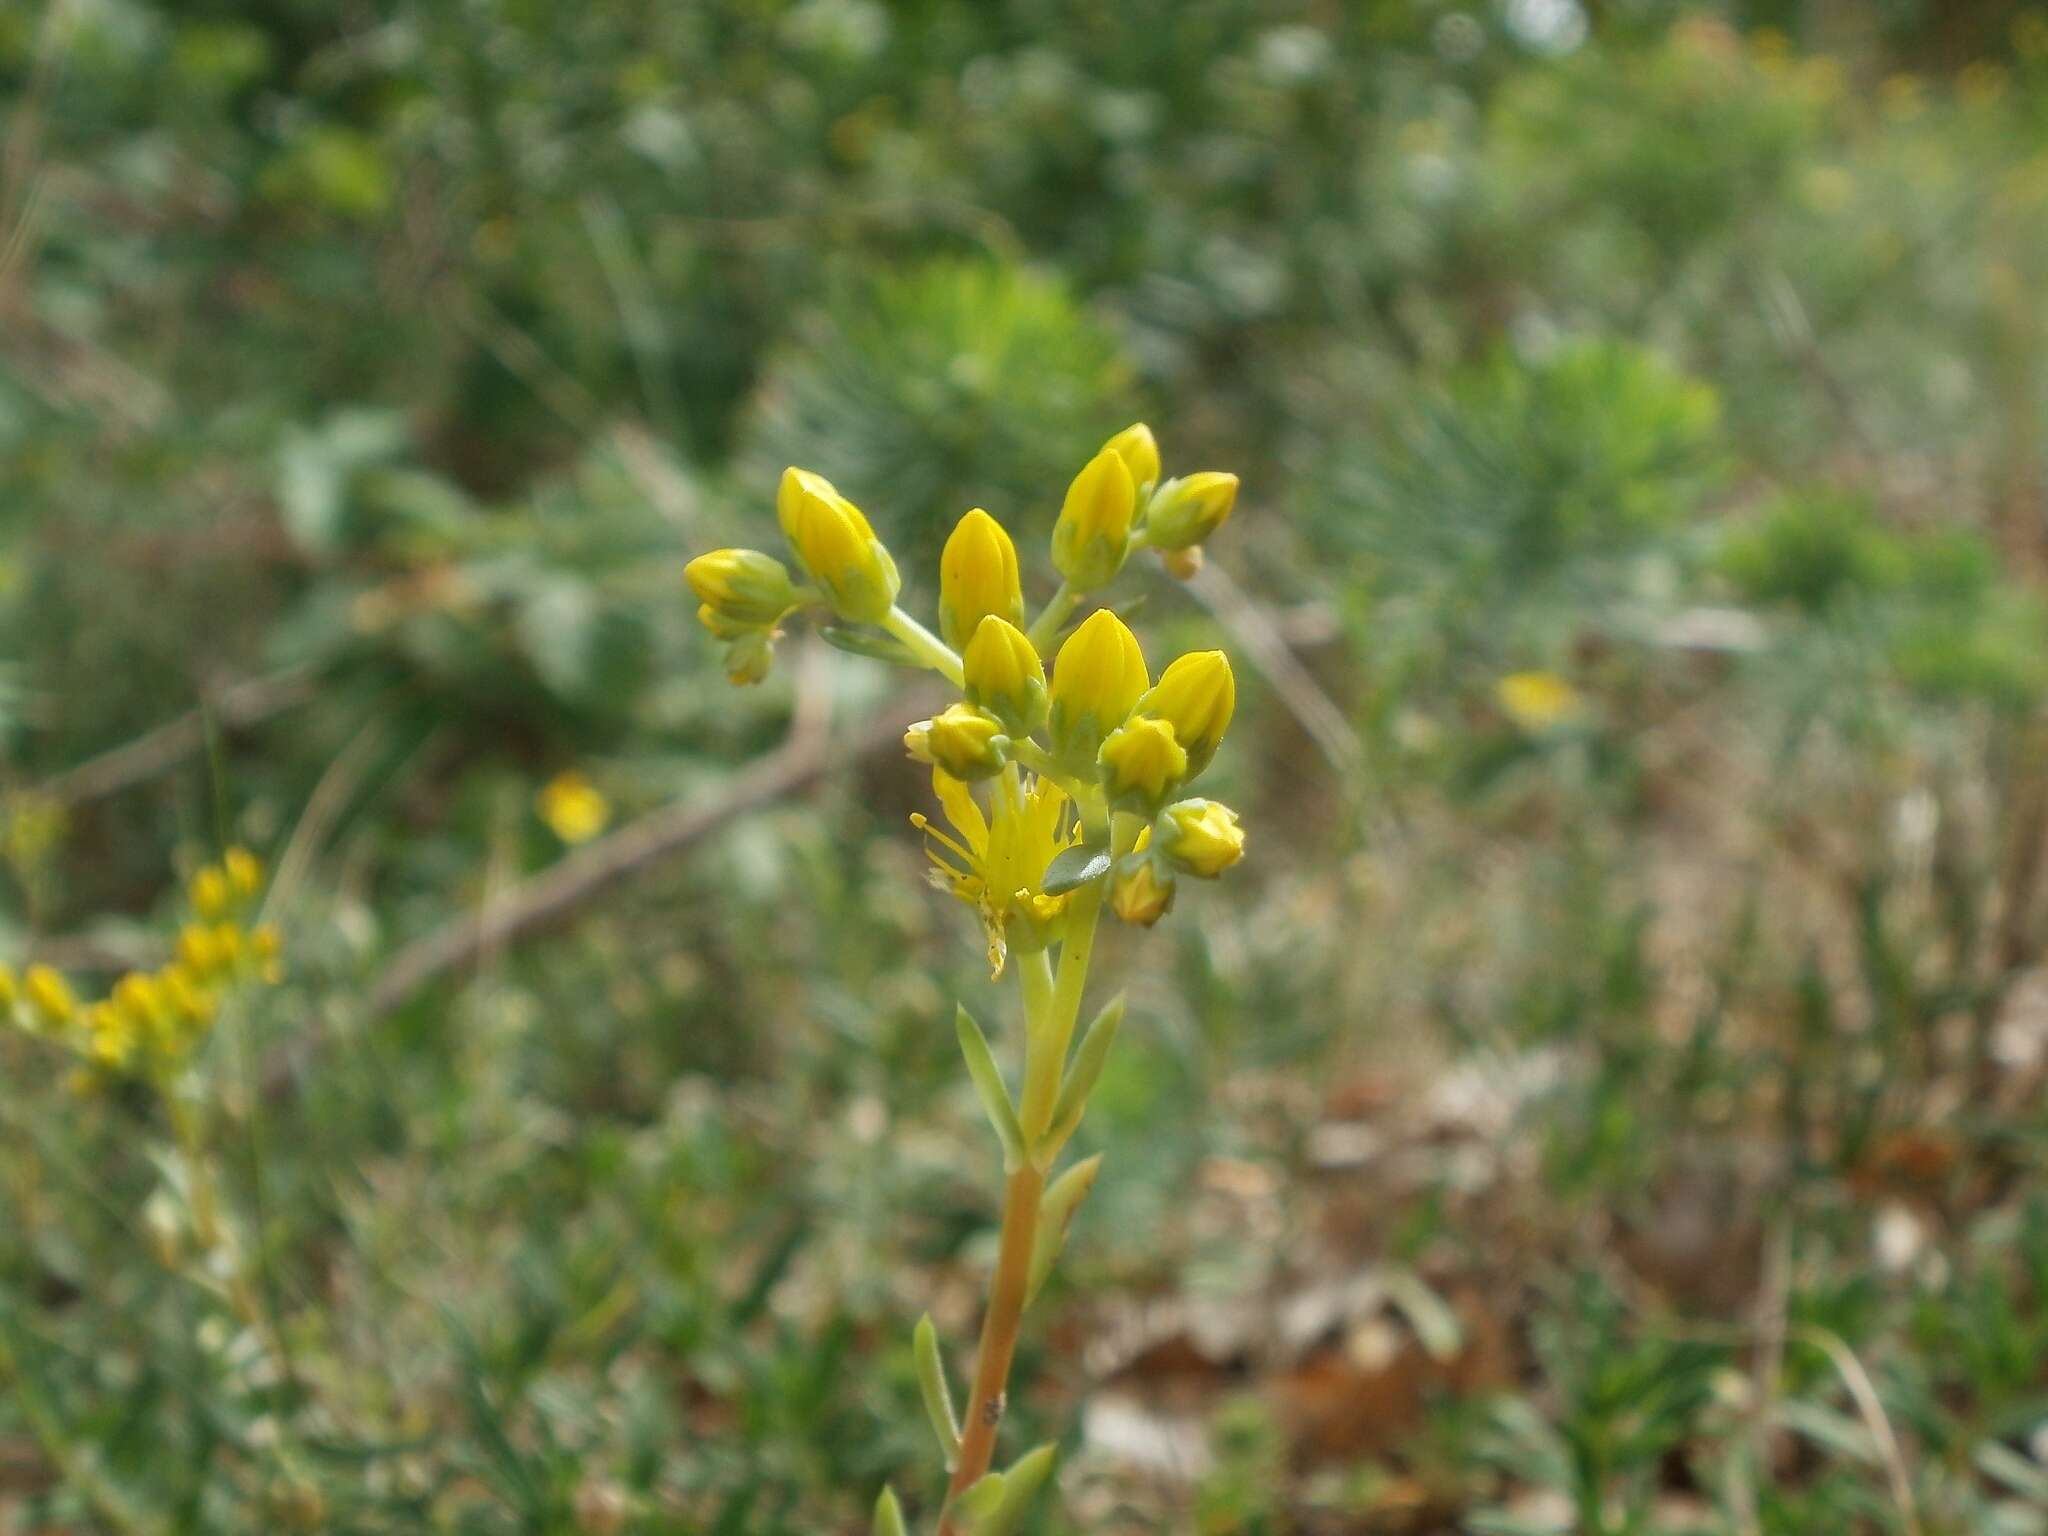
911, 769, 1081, 978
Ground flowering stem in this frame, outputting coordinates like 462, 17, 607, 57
883, 607, 964, 688
940, 1161, 1044, 1525
1024, 585, 1080, 654
1019, 887, 1102, 1148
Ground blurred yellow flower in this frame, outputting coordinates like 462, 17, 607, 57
539, 770, 611, 845
1496, 671, 1583, 732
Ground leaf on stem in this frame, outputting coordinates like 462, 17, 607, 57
1040, 843, 1111, 896
873, 1485, 908, 1536
1025, 1154, 1102, 1307
1042, 993, 1125, 1152
956, 1004, 1026, 1166
913, 1313, 961, 1467
956, 1444, 1059, 1535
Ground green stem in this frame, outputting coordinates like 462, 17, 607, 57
1007, 740, 1090, 800
1019, 884, 1103, 1149
882, 606, 964, 688
1024, 585, 1080, 654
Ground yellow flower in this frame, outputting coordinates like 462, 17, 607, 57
1159, 798, 1245, 878
1050, 449, 1136, 591
1496, 671, 1582, 732
1097, 717, 1186, 809
962, 616, 1046, 733
938, 510, 1025, 651
1048, 608, 1149, 764
24, 964, 76, 1028
190, 865, 233, 921
178, 924, 226, 979
1102, 422, 1161, 492
685, 548, 797, 626
86, 1001, 136, 1067
1109, 839, 1175, 927
1139, 650, 1235, 778
224, 847, 265, 900
1145, 471, 1238, 551
539, 770, 611, 844
912, 769, 1081, 977
776, 467, 900, 622
905, 704, 1008, 782
0, 962, 16, 1011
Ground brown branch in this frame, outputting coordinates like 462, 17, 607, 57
34, 667, 316, 807
363, 677, 932, 1021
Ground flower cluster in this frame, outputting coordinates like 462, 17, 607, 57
1, 847, 282, 1084
690, 424, 1247, 1533
688, 423, 1247, 972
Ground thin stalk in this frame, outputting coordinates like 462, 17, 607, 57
883, 607, 964, 689
1024, 585, 1080, 654
939, 1162, 1044, 1524
1018, 886, 1103, 1146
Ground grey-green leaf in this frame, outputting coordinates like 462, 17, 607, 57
872, 1485, 908, 1536
1043, 993, 1125, 1152
973, 1444, 1058, 1536
956, 1005, 1026, 1166
1026, 1154, 1102, 1307
913, 1313, 960, 1467
1039, 843, 1111, 896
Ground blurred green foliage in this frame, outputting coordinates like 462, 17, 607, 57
5, 0, 2048, 1532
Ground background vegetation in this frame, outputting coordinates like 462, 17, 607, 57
4, 0, 2048, 1531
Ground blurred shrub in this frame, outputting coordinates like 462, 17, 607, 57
742, 260, 1133, 564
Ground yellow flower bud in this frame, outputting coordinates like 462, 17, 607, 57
163, 967, 216, 1025
224, 847, 265, 899
1097, 716, 1186, 810
87, 1001, 135, 1067
962, 616, 1046, 733
722, 629, 776, 686
24, 964, 76, 1027
0, 962, 16, 1011
1051, 449, 1136, 591
112, 972, 165, 1028
1048, 608, 1149, 764
1145, 471, 1238, 551
178, 923, 225, 979
685, 548, 797, 626
776, 467, 900, 622
1161, 546, 1203, 581
1139, 650, 1236, 779
1102, 422, 1161, 492
938, 510, 1025, 651
1159, 798, 1246, 878
190, 865, 232, 921
1109, 847, 1176, 927
905, 704, 1008, 782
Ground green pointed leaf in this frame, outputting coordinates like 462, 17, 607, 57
1026, 1154, 1102, 1306
1381, 1265, 1463, 1363
1039, 843, 1111, 896
1042, 994, 1125, 1151
820, 625, 916, 664
872, 1485, 908, 1536
954, 1470, 1008, 1528
966, 1444, 1058, 1536
956, 1005, 1025, 1166
913, 1314, 960, 1467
